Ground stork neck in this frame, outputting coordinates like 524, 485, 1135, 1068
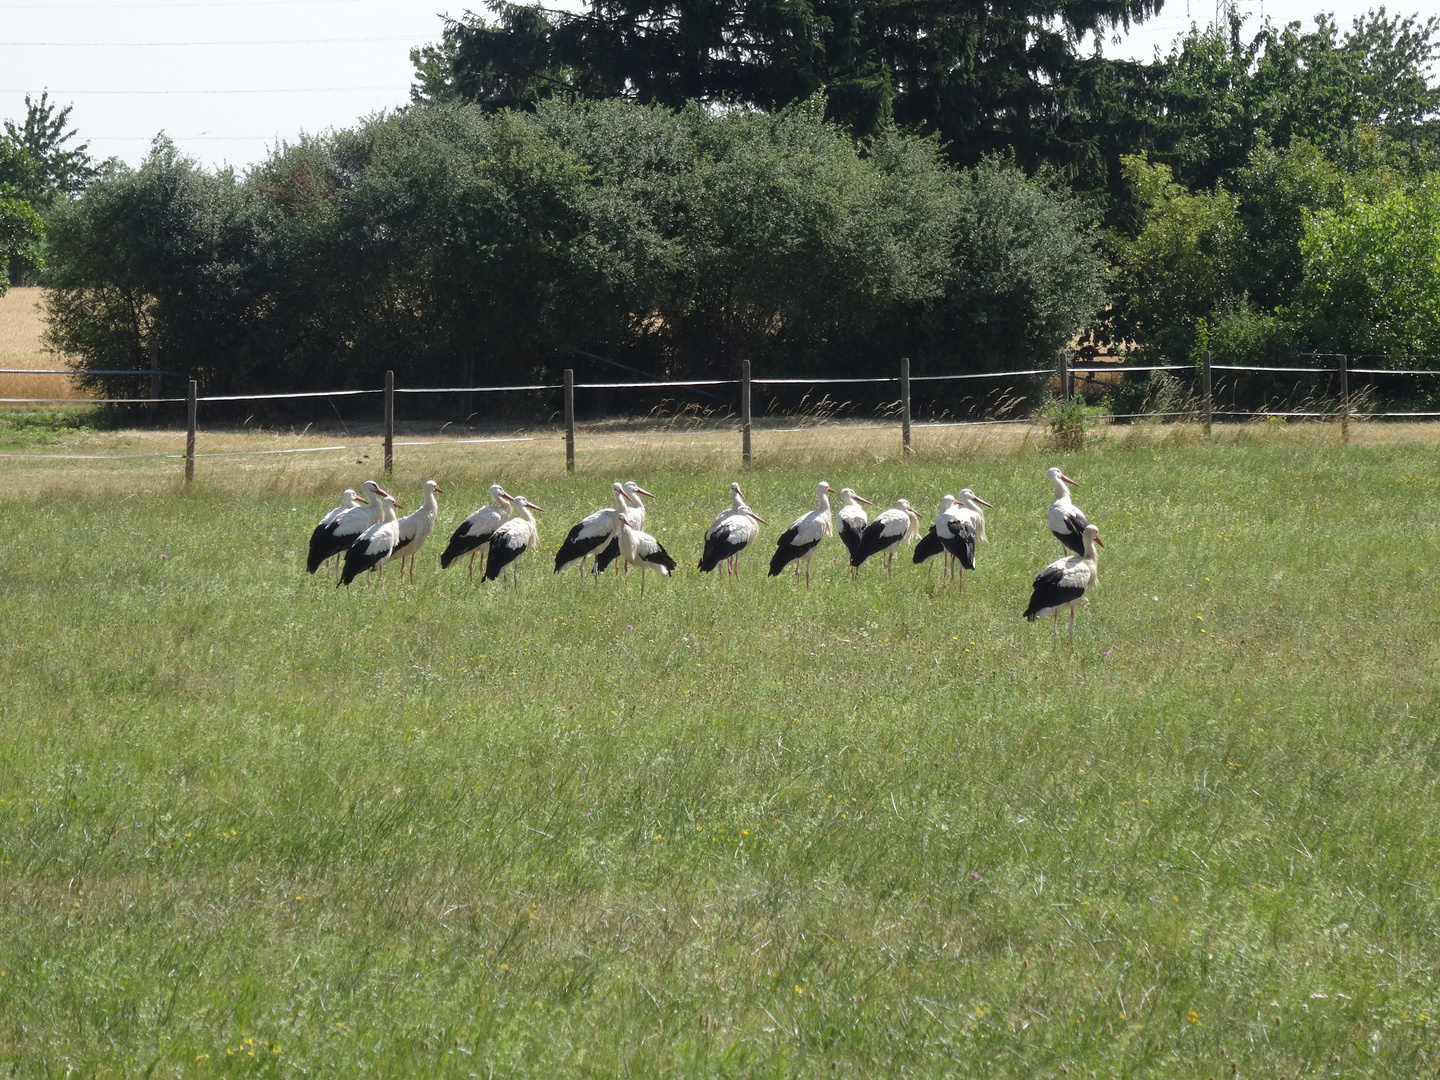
1051, 476, 1071, 500
817, 491, 831, 512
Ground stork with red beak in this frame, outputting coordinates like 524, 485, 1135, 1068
1046, 466, 1091, 556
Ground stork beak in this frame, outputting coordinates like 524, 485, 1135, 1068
854, 495, 874, 505
433, 486, 443, 494
973, 496, 993, 507
826, 486, 837, 494
525, 500, 543, 511
1094, 537, 1103, 548
499, 490, 514, 502
393, 502, 405, 511
354, 496, 368, 505
635, 487, 656, 499
1060, 474, 1078, 486
373, 486, 391, 499
748, 511, 769, 525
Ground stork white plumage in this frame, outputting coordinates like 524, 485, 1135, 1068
617, 518, 677, 595
439, 484, 512, 578
594, 480, 656, 574
851, 498, 921, 576
307, 487, 366, 579
914, 489, 991, 583
698, 482, 768, 576
307, 479, 386, 574
484, 496, 542, 588
1046, 466, 1090, 555
555, 483, 631, 575
339, 494, 404, 592
768, 482, 836, 586
390, 479, 442, 582
835, 488, 874, 577
1024, 523, 1103, 645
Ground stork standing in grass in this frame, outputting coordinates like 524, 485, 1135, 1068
1046, 466, 1090, 555
555, 483, 631, 575
768, 482, 836, 586
835, 488, 874, 577
594, 480, 655, 574
339, 494, 403, 592
914, 489, 991, 584
307, 487, 366, 579
390, 479, 442, 582
851, 498, 921, 576
1024, 523, 1102, 645
484, 496, 542, 588
617, 517, 677, 595
698, 482, 768, 576
439, 484, 511, 578
307, 479, 386, 574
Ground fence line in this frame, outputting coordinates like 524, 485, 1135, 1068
7, 354, 1440, 479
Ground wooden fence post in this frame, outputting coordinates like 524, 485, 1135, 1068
185, 379, 196, 484
383, 370, 394, 475
1059, 349, 1070, 404
1202, 349, 1213, 435
1338, 353, 1349, 444
563, 368, 575, 474
741, 359, 752, 466
900, 356, 912, 459
148, 339, 161, 425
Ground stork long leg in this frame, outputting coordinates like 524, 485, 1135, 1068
1052, 611, 1059, 643
640, 564, 647, 597
1068, 605, 1076, 647
805, 556, 811, 589
468, 550, 476, 580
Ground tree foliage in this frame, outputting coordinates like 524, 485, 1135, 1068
45, 98, 1104, 401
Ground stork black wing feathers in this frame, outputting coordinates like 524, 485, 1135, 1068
912, 527, 944, 564
1023, 565, 1087, 619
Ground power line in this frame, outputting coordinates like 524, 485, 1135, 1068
0, 35, 425, 46
0, 86, 407, 95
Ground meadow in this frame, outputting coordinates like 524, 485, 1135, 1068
1, 426, 1439, 1077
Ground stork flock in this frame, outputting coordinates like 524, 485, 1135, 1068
304, 465, 1105, 642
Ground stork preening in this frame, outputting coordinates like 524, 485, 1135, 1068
1046, 466, 1090, 556
594, 480, 655, 574
617, 518, 677, 595
1024, 523, 1103, 645
306, 487, 366, 579
914, 488, 991, 584
768, 482, 836, 586
339, 494, 404, 591
835, 488, 874, 577
555, 482, 631, 575
484, 496, 542, 588
851, 498, 921, 576
698, 482, 768, 575
390, 479, 442, 582
307, 479, 386, 574
439, 484, 512, 578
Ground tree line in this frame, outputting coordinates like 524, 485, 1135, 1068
4, 5, 1439, 409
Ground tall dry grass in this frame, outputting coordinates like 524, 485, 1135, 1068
0, 287, 90, 402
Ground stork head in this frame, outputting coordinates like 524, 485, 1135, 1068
746, 508, 769, 525
730, 481, 743, 496
1047, 466, 1078, 491
521, 497, 543, 512
341, 488, 363, 507
816, 481, 836, 503
1082, 523, 1103, 549
958, 487, 992, 508
838, 487, 873, 507
424, 479, 442, 495
938, 493, 957, 510
489, 483, 510, 502
623, 480, 656, 502
894, 498, 915, 513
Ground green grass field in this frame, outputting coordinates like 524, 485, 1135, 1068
2, 436, 1439, 1077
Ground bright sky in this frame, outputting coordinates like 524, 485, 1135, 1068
0, 0, 1422, 172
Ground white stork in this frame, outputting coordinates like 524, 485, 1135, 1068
306, 487, 366, 579
594, 480, 655, 574
835, 488, 875, 577
390, 479, 442, 582
851, 498, 921, 576
554, 482, 630, 575
698, 482, 768, 575
439, 484, 512, 578
484, 495, 543, 588
1046, 466, 1091, 555
768, 481, 836, 586
307, 479, 386, 574
339, 494, 404, 592
616, 518, 677, 595
914, 488, 991, 583
1024, 523, 1103, 645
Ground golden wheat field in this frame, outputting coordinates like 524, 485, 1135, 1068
0, 287, 89, 402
